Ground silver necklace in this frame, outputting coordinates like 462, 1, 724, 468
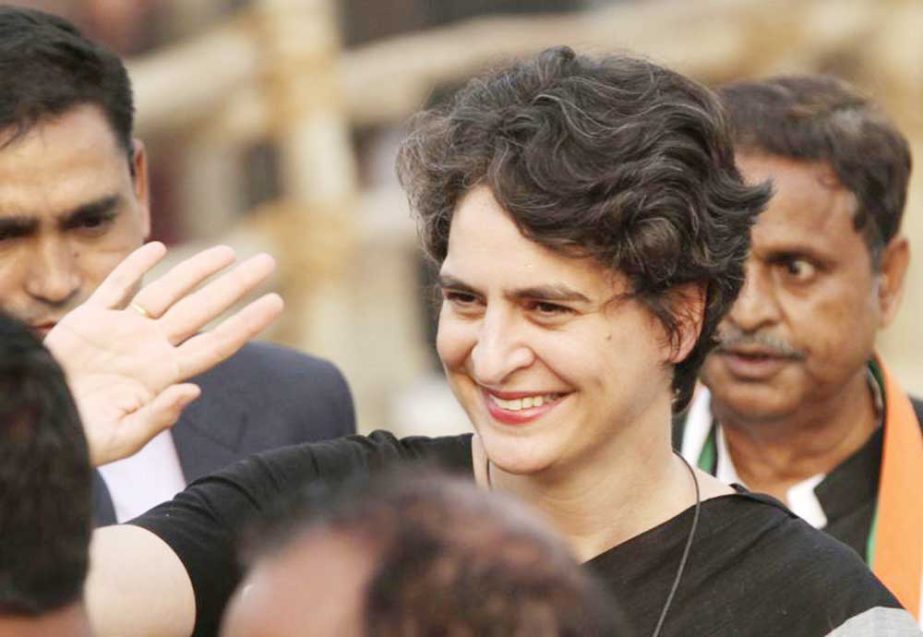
484, 452, 701, 637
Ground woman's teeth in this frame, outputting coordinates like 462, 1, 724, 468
491, 393, 560, 411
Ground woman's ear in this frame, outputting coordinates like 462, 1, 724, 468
666, 282, 707, 364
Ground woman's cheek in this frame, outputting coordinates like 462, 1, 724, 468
436, 315, 475, 369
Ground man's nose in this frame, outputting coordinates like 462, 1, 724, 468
25, 241, 81, 307
727, 263, 781, 332
470, 310, 535, 386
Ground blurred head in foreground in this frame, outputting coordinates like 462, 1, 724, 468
0, 313, 93, 637
221, 471, 630, 637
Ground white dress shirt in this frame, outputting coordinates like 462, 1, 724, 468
96, 429, 186, 523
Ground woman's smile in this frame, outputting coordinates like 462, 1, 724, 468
482, 388, 569, 425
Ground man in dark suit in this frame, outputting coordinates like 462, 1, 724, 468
674, 75, 922, 620
0, 7, 356, 526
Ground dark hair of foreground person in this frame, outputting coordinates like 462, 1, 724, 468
0, 313, 92, 625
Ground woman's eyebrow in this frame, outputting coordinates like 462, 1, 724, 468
439, 273, 591, 304
511, 284, 591, 303
437, 274, 478, 294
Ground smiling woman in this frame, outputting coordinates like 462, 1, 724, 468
435, 186, 674, 479
399, 49, 764, 414
77, 47, 922, 637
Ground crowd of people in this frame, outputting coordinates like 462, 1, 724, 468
0, 5, 920, 637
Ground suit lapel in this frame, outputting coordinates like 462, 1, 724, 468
171, 372, 250, 483
92, 470, 117, 527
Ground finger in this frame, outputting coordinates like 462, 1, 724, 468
159, 253, 276, 344
130, 245, 236, 318
103, 384, 201, 465
176, 293, 284, 379
86, 242, 168, 309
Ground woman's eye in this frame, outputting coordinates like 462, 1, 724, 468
442, 290, 479, 306
529, 301, 572, 316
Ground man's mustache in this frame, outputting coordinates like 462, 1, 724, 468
715, 327, 806, 360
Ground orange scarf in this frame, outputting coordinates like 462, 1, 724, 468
872, 357, 923, 618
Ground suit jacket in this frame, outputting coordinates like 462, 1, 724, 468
93, 341, 356, 525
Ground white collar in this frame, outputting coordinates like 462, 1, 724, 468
682, 388, 828, 528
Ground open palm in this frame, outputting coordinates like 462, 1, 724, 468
45, 242, 283, 467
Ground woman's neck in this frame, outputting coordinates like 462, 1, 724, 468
473, 408, 728, 561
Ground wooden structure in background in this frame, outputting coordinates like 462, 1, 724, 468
125, 0, 923, 429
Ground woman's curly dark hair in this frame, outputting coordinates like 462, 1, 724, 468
397, 47, 770, 411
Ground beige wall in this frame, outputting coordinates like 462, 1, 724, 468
128, 0, 923, 427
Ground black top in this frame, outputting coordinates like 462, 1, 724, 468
587, 488, 909, 636
132, 432, 914, 637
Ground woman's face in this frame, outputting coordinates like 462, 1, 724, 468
436, 187, 677, 476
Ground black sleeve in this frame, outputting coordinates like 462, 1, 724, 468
129, 431, 472, 637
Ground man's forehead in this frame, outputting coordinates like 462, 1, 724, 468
0, 191, 122, 222
0, 104, 120, 148
754, 188, 854, 238
0, 107, 131, 219
737, 150, 840, 182
741, 153, 864, 250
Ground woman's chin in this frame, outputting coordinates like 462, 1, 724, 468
480, 436, 557, 477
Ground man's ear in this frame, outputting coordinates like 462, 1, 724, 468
877, 236, 909, 328
666, 282, 707, 364
131, 138, 151, 239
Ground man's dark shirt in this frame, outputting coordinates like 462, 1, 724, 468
672, 395, 923, 561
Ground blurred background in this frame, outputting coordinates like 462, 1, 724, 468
11, 0, 923, 435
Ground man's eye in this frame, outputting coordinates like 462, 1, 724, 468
77, 214, 111, 230
781, 258, 817, 281
0, 226, 29, 242
67, 213, 116, 238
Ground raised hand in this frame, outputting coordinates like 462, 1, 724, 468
45, 242, 284, 467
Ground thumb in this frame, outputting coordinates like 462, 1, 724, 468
96, 384, 201, 466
